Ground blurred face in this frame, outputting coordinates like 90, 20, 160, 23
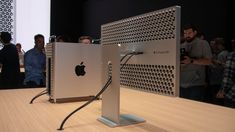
184, 28, 197, 43
35, 37, 45, 50
16, 44, 21, 52
210, 40, 217, 53
81, 39, 91, 44
216, 44, 224, 51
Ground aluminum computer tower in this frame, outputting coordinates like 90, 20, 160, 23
46, 42, 104, 103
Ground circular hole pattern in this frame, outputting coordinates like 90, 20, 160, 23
101, 7, 177, 45
120, 64, 176, 96
0, 0, 14, 40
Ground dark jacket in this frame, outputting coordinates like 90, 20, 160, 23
0, 44, 20, 88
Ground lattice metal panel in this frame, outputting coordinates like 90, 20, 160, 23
121, 64, 175, 95
0, 0, 15, 41
101, 6, 178, 45
101, 6, 180, 96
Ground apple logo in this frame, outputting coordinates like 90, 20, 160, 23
75, 61, 86, 76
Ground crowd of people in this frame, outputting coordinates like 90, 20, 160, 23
180, 24, 235, 108
0, 26, 234, 108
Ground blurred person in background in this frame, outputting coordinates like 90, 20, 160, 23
78, 36, 92, 44
16, 43, 25, 67
180, 24, 212, 101
206, 38, 229, 104
0, 32, 20, 88
24, 34, 46, 87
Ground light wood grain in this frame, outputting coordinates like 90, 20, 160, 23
0, 88, 235, 132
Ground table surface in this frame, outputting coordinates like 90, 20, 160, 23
0, 88, 235, 132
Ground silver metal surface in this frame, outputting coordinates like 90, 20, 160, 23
46, 42, 103, 102
100, 45, 120, 124
101, 6, 181, 97
98, 114, 145, 127
101, 6, 179, 45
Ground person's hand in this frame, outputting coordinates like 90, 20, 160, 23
181, 56, 191, 64
216, 90, 224, 98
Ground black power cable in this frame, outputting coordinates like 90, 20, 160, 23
120, 52, 143, 62
57, 51, 143, 130
120, 52, 143, 70
120, 54, 134, 70
58, 76, 112, 130
29, 89, 48, 104
120, 53, 132, 62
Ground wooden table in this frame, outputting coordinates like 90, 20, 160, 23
0, 88, 235, 132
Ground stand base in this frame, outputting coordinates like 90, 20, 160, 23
97, 114, 145, 127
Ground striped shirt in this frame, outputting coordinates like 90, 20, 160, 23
222, 51, 235, 101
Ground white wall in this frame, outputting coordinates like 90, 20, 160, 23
16, 0, 50, 52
